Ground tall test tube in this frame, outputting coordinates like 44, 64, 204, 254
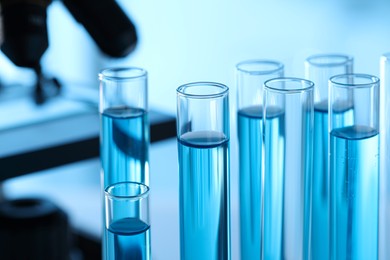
176, 82, 230, 260
99, 67, 149, 259
304, 54, 353, 260
262, 78, 314, 260
236, 60, 284, 259
380, 54, 390, 260
329, 74, 379, 260
99, 67, 149, 186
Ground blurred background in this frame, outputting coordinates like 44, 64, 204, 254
0, 0, 389, 259
2, 0, 390, 113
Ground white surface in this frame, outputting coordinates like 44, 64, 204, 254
3, 137, 241, 260
0, 96, 93, 131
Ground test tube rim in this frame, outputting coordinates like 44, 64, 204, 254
176, 81, 229, 99
380, 53, 390, 62
236, 59, 284, 75
305, 54, 353, 68
329, 73, 380, 89
99, 67, 147, 82
264, 77, 314, 94
105, 181, 150, 200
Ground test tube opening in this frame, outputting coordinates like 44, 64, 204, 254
329, 73, 379, 87
236, 59, 284, 75
305, 54, 353, 68
99, 67, 147, 81
264, 77, 314, 93
105, 182, 150, 200
176, 82, 229, 99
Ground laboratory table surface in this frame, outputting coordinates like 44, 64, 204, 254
3, 137, 241, 260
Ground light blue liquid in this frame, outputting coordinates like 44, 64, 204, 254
312, 103, 330, 260
101, 106, 150, 260
106, 218, 151, 260
178, 131, 230, 260
263, 106, 312, 259
312, 101, 353, 260
263, 108, 285, 260
101, 106, 150, 187
237, 106, 262, 260
330, 126, 379, 260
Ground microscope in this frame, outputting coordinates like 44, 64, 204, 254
0, 1, 138, 257
0, 0, 138, 103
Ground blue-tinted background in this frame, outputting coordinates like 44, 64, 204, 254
1, 0, 390, 114
0, 0, 389, 259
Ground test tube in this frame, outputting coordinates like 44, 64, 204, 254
262, 77, 314, 260
99, 67, 149, 259
380, 54, 390, 260
236, 60, 284, 259
329, 74, 379, 260
176, 82, 230, 260
304, 54, 353, 260
99, 67, 149, 186
105, 182, 151, 260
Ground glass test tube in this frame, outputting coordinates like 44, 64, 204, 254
99, 67, 150, 259
105, 182, 151, 260
263, 78, 314, 260
380, 54, 390, 260
304, 54, 353, 260
236, 60, 284, 259
329, 74, 379, 260
99, 67, 149, 187
176, 82, 230, 260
